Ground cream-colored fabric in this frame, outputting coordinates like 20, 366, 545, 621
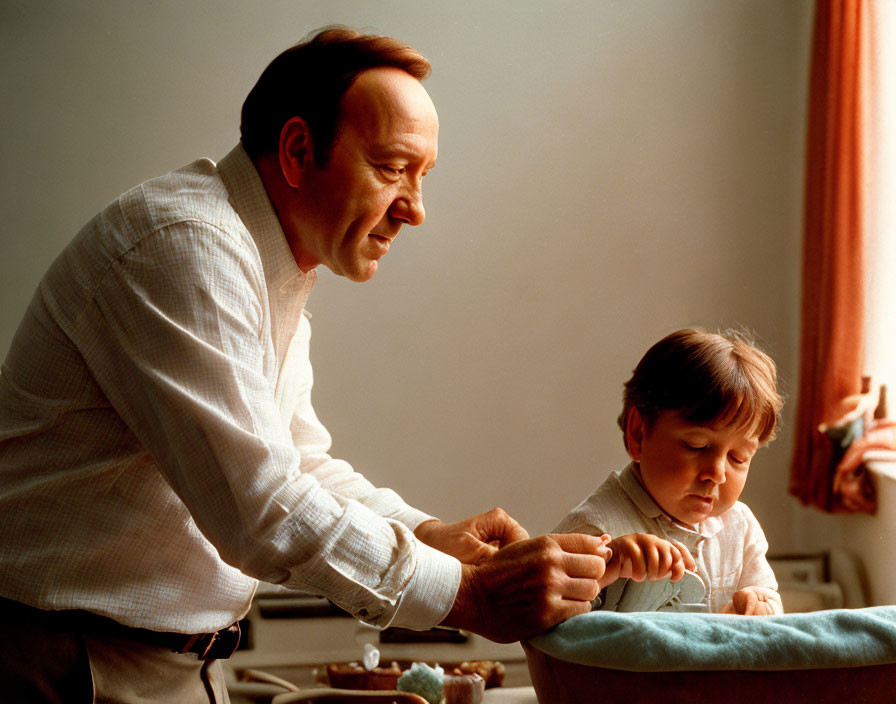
0, 144, 460, 634
554, 464, 781, 614
85, 635, 230, 704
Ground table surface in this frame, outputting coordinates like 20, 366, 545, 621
482, 687, 539, 703
225, 599, 533, 702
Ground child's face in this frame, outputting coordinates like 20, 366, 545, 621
627, 409, 760, 526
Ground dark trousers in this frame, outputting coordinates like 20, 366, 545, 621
0, 597, 229, 704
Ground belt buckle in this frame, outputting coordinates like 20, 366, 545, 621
181, 623, 241, 660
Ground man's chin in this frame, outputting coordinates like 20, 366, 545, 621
340, 258, 379, 283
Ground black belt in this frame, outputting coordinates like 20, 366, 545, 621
0, 597, 242, 660
97, 619, 243, 660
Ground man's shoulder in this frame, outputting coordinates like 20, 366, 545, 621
48, 157, 263, 309
119, 157, 236, 237
79, 155, 267, 277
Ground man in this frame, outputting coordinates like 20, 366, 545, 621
0, 28, 610, 703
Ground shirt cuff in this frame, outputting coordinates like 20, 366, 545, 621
387, 539, 461, 630
390, 506, 438, 533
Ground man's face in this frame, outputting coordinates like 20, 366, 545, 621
287, 67, 438, 282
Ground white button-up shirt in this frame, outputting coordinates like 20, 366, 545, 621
0, 145, 460, 634
554, 464, 781, 614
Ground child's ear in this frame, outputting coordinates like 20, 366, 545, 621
625, 407, 646, 462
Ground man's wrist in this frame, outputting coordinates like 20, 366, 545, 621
440, 563, 480, 632
413, 518, 442, 545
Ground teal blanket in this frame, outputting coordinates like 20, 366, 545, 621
527, 607, 896, 672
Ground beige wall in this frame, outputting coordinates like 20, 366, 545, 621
2, 2, 821, 557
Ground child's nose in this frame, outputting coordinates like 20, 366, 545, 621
700, 455, 727, 484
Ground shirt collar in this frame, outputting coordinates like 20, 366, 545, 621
619, 462, 665, 519
619, 463, 724, 538
216, 144, 314, 300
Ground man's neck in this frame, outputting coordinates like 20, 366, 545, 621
251, 152, 316, 274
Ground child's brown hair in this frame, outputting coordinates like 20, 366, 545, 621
618, 328, 784, 451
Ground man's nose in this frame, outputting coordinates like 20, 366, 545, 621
390, 185, 426, 227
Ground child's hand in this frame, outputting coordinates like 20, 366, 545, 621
600, 533, 695, 588
723, 586, 781, 615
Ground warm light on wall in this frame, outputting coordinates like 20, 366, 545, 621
864, 0, 896, 394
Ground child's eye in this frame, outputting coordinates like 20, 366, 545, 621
729, 454, 748, 465
684, 442, 706, 451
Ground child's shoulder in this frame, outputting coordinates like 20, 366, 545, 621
722, 500, 759, 519
553, 467, 643, 535
713, 500, 764, 534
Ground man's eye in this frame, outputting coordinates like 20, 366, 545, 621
382, 165, 405, 175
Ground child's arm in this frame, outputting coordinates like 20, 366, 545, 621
600, 533, 696, 589
722, 586, 782, 615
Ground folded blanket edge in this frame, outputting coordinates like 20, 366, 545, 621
526, 606, 896, 672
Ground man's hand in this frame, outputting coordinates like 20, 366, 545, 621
413, 507, 529, 565
600, 533, 695, 588
723, 586, 780, 615
440, 533, 612, 643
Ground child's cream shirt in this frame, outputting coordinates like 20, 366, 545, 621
554, 463, 782, 614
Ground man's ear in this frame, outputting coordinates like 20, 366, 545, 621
278, 116, 314, 188
625, 407, 646, 462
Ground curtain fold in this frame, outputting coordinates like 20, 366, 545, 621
789, 0, 868, 512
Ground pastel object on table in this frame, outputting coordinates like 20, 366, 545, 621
397, 662, 444, 704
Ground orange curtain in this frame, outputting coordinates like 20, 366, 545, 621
789, 0, 868, 511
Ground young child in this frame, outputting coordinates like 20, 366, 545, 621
556, 328, 785, 615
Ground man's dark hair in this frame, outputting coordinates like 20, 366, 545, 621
240, 26, 431, 165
